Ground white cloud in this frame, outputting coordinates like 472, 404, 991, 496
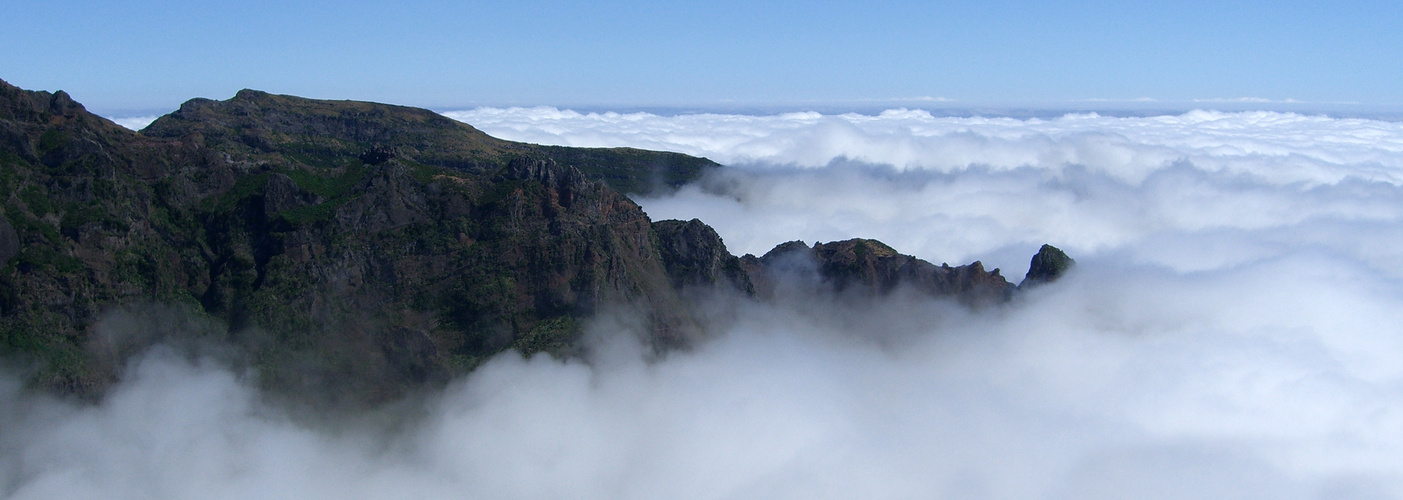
8, 107, 1403, 498
445, 107, 1403, 187
106, 115, 160, 131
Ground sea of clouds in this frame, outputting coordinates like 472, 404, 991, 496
7, 108, 1403, 499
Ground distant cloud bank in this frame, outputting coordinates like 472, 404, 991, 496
109, 115, 159, 131
445, 107, 1403, 186
447, 107, 1403, 269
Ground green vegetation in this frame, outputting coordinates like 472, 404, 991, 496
270, 163, 372, 225
202, 173, 269, 212
512, 316, 580, 357
18, 185, 51, 215
282, 162, 369, 198
36, 129, 65, 154
15, 246, 84, 274
399, 157, 455, 185
60, 203, 129, 235
280, 140, 365, 169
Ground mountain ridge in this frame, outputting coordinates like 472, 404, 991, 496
0, 79, 1072, 407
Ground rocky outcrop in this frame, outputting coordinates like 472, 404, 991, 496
263, 173, 322, 215
741, 239, 1014, 305
653, 219, 753, 294
333, 164, 430, 233
1019, 244, 1075, 289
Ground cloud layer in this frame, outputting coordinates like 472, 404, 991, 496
445, 107, 1403, 184
451, 107, 1403, 275
7, 108, 1403, 499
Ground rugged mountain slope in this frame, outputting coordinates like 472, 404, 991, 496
652, 218, 754, 295
0, 79, 1071, 407
740, 239, 1015, 305
0, 82, 212, 393
0, 80, 699, 404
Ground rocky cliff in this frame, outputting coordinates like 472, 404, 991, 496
141, 88, 716, 195
739, 239, 1015, 305
0, 79, 1071, 407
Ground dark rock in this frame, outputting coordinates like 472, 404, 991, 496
263, 172, 322, 215
0, 119, 35, 161
48, 90, 79, 116
333, 163, 429, 233
358, 144, 397, 165
377, 326, 440, 384
1020, 244, 1075, 288
498, 156, 588, 193
653, 218, 753, 294
0, 209, 18, 264
741, 238, 1015, 304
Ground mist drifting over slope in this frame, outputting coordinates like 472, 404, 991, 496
7, 108, 1403, 499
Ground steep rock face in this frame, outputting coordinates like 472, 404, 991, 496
741, 239, 1014, 304
0, 82, 213, 393
263, 172, 322, 215
0, 79, 694, 404
652, 218, 753, 295
219, 156, 689, 405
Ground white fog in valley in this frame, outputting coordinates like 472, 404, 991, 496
7, 109, 1403, 499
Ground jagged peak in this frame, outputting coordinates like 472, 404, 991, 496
499, 156, 588, 189
1020, 244, 1075, 288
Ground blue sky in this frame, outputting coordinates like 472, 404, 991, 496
3, 0, 1400, 115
